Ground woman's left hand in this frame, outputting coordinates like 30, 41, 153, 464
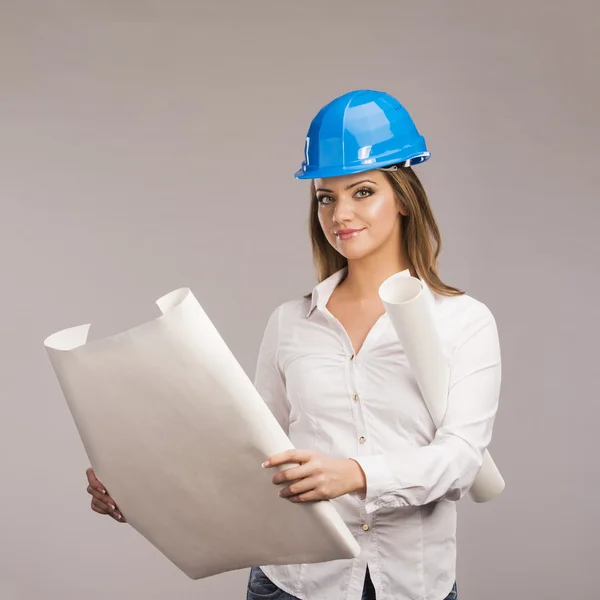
263, 450, 366, 503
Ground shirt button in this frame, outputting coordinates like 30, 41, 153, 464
359, 436, 366, 444
353, 394, 359, 403
362, 523, 370, 531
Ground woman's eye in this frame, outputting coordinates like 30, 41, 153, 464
355, 187, 373, 198
317, 188, 371, 204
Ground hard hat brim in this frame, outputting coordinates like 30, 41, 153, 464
294, 152, 431, 180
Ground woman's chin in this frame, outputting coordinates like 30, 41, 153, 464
327, 237, 376, 261
335, 247, 373, 262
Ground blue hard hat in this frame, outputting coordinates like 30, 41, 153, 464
294, 89, 430, 180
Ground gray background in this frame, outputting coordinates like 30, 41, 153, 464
1, 1, 598, 599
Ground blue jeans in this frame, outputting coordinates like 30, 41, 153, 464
246, 566, 458, 599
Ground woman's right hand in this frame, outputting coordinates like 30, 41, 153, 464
86, 467, 126, 523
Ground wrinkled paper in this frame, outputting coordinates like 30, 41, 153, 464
44, 288, 360, 579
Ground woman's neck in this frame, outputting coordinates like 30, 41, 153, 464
341, 253, 412, 300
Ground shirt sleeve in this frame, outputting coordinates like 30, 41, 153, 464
352, 303, 502, 513
253, 304, 291, 435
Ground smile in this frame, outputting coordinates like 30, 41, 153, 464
334, 228, 365, 241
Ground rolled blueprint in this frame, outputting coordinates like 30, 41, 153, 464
378, 272, 505, 503
44, 288, 360, 579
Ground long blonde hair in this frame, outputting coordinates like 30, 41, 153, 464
307, 165, 464, 297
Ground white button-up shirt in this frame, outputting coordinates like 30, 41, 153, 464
255, 268, 501, 600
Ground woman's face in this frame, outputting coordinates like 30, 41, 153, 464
314, 170, 406, 261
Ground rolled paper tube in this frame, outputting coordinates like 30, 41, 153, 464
44, 287, 360, 579
378, 272, 505, 503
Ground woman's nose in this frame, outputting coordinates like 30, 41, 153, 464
332, 195, 354, 223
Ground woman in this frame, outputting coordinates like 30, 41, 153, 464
86, 90, 501, 600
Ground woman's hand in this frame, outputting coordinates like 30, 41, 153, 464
263, 450, 366, 503
86, 468, 126, 523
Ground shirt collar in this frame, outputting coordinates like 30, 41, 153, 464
306, 267, 434, 318
306, 268, 348, 317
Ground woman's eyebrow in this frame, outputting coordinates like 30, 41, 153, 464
316, 179, 377, 193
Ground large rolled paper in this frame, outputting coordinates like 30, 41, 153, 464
44, 288, 360, 579
378, 272, 505, 503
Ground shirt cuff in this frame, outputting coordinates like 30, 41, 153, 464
351, 454, 406, 514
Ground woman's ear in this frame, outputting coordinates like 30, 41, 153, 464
394, 193, 409, 217
398, 202, 409, 217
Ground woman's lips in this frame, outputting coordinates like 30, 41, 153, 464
335, 228, 365, 241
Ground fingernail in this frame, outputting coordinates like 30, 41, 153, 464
262, 461, 269, 468
109, 504, 116, 510
101, 489, 107, 494
116, 513, 122, 520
